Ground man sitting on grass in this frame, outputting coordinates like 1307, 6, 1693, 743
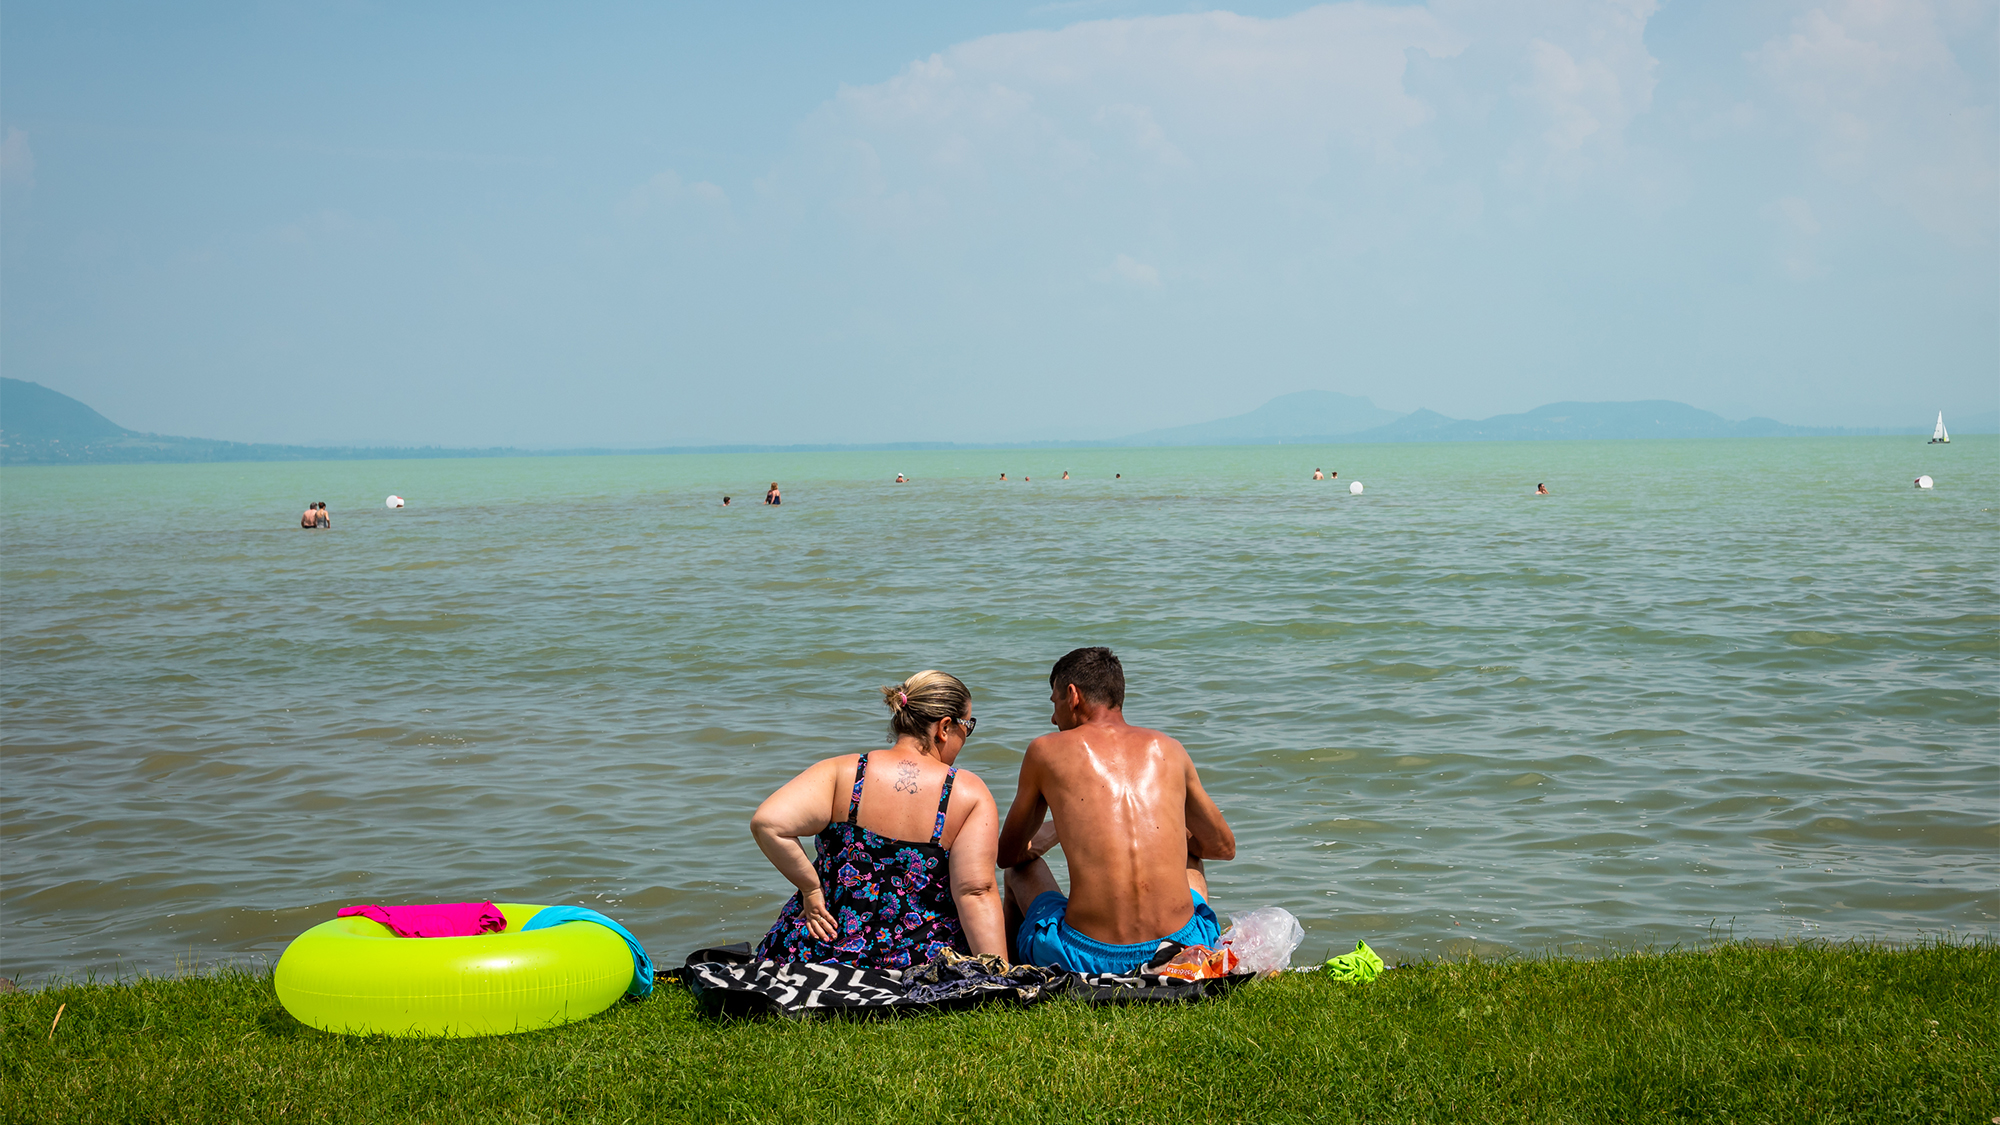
997, 647, 1236, 973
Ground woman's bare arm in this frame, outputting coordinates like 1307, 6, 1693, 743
947, 777, 1007, 959
750, 757, 846, 942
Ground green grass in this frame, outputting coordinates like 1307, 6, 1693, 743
5, 940, 1994, 1124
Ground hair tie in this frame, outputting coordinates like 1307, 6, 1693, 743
897, 691, 909, 708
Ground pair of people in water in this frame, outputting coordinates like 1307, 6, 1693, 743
719, 485, 779, 506
750, 647, 1234, 973
299, 502, 330, 529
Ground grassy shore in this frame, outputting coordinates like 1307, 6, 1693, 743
4, 939, 1993, 1124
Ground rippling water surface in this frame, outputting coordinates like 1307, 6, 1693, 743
3, 437, 1995, 979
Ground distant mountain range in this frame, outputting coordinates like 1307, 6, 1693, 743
1122, 390, 1404, 444
1120, 391, 1786, 444
1120, 391, 1943, 445
2, 378, 1991, 466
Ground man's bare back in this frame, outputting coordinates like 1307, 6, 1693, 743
998, 648, 1235, 956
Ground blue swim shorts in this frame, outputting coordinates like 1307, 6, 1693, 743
1018, 889, 1221, 974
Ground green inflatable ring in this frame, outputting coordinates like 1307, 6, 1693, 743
275, 902, 632, 1037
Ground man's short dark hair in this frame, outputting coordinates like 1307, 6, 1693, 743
1050, 647, 1124, 709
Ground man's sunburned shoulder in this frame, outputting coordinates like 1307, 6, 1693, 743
1026, 721, 1186, 759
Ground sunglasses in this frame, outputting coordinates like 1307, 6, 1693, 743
954, 716, 978, 736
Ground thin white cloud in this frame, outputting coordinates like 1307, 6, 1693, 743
1753, 0, 1997, 238
794, 4, 1467, 232
1769, 195, 1825, 278
1103, 252, 1160, 287
618, 170, 732, 223
1419, 0, 1664, 186
1, 127, 36, 187
1776, 195, 1821, 238
767, 0, 1708, 259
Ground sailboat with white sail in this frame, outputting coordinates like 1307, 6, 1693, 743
1929, 413, 1949, 444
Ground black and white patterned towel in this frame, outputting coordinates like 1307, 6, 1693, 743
677, 945, 1247, 1018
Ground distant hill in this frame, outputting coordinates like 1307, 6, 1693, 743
1341, 400, 1807, 443
2, 378, 134, 445
1121, 390, 1404, 445
0, 379, 518, 465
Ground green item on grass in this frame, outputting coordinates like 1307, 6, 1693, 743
1324, 940, 1384, 982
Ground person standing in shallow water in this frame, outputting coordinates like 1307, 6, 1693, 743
764, 483, 781, 505
301, 503, 319, 529
750, 670, 1006, 968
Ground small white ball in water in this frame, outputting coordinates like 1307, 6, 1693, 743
386, 495, 406, 508
1349, 481, 1364, 495
1914, 476, 1933, 490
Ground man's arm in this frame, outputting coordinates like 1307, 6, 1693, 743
996, 743, 1051, 868
1183, 752, 1235, 861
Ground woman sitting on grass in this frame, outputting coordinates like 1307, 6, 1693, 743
751, 670, 1005, 968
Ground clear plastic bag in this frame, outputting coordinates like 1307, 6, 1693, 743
1221, 907, 1305, 975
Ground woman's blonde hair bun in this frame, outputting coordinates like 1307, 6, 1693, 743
879, 670, 971, 748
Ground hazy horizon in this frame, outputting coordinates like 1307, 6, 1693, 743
3, 1, 1993, 449
11, 376, 1985, 456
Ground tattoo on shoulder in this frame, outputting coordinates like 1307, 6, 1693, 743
893, 761, 921, 793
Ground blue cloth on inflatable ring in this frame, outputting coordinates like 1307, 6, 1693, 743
520, 906, 655, 997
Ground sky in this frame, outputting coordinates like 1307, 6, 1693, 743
2, 0, 1994, 448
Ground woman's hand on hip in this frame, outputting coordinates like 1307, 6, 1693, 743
799, 887, 838, 942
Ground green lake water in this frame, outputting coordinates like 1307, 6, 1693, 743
2, 436, 1994, 978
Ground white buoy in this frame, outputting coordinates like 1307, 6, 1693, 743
386, 495, 405, 508
1349, 481, 1364, 495
1914, 476, 1933, 490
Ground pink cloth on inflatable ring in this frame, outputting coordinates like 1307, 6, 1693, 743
337, 901, 506, 938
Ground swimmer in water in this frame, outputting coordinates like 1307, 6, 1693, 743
301, 503, 318, 529
765, 483, 782, 506
1000, 474, 1007, 482
1115, 473, 1121, 479
1312, 468, 1323, 480
1535, 483, 1548, 495
896, 473, 907, 483
314, 502, 330, 528
723, 496, 732, 506
1062, 470, 1070, 480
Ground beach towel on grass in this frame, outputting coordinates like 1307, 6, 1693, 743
677, 943, 1249, 1018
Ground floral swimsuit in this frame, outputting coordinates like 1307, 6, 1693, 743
755, 753, 965, 969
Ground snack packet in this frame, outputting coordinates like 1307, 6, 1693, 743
1155, 944, 1240, 981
